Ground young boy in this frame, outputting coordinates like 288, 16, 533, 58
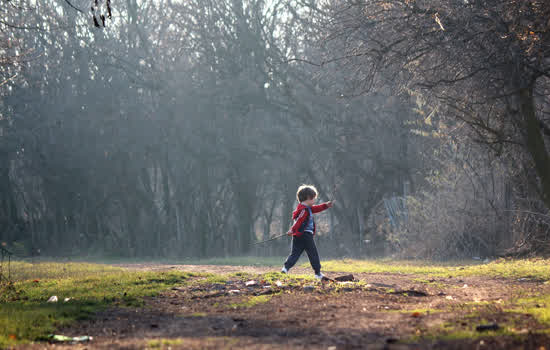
281, 184, 333, 280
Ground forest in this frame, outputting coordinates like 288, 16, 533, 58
4, 1, 550, 349
2, 0, 549, 261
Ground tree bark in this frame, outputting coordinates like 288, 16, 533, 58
520, 85, 550, 209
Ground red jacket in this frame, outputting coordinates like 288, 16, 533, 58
289, 202, 330, 237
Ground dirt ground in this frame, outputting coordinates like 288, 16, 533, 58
18, 264, 550, 349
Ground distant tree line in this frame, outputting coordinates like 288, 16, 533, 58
1, 0, 549, 259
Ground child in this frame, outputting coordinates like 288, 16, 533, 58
281, 184, 333, 280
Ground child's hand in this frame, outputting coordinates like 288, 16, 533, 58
286, 230, 293, 236
327, 201, 334, 208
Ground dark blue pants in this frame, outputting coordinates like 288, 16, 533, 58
284, 232, 321, 274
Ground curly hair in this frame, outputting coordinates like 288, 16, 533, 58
296, 184, 318, 202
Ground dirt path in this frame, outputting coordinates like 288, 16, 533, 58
20, 263, 550, 349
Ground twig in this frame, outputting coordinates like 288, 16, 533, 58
0, 73, 18, 88
64, 0, 84, 13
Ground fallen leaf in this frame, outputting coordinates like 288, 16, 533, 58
411, 311, 422, 318
8, 334, 16, 340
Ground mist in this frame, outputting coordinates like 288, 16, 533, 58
2, 0, 549, 261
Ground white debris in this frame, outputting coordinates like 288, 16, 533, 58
445, 295, 454, 300
47, 295, 58, 303
245, 280, 257, 287
337, 281, 354, 286
275, 280, 283, 287
228, 289, 241, 294
64, 297, 72, 302
462, 284, 468, 288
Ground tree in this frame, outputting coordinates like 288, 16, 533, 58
323, 0, 550, 209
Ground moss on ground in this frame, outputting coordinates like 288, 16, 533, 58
228, 294, 273, 309
0, 261, 199, 347
320, 258, 550, 280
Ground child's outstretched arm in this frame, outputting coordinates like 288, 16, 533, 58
287, 208, 308, 235
311, 201, 333, 213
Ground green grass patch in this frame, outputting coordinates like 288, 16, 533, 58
0, 261, 198, 347
508, 293, 550, 325
320, 258, 550, 280
177, 256, 285, 266
408, 315, 519, 343
192, 274, 228, 286
261, 271, 316, 284
229, 294, 273, 309
20, 255, 287, 267
147, 338, 184, 349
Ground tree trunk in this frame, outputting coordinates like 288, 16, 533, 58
520, 86, 550, 210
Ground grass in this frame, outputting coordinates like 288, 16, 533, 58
192, 274, 229, 286
229, 294, 273, 309
508, 293, 550, 325
320, 258, 550, 280
27, 255, 287, 267
6, 257, 550, 347
0, 261, 198, 347
147, 338, 184, 349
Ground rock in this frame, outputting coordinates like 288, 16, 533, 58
476, 323, 499, 332
390, 289, 429, 297
48, 334, 92, 343
334, 274, 354, 282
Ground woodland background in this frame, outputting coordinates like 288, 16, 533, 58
1, 0, 550, 260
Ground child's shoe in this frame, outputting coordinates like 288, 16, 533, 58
314, 272, 325, 280
281, 267, 288, 274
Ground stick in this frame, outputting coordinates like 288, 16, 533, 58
252, 233, 288, 245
